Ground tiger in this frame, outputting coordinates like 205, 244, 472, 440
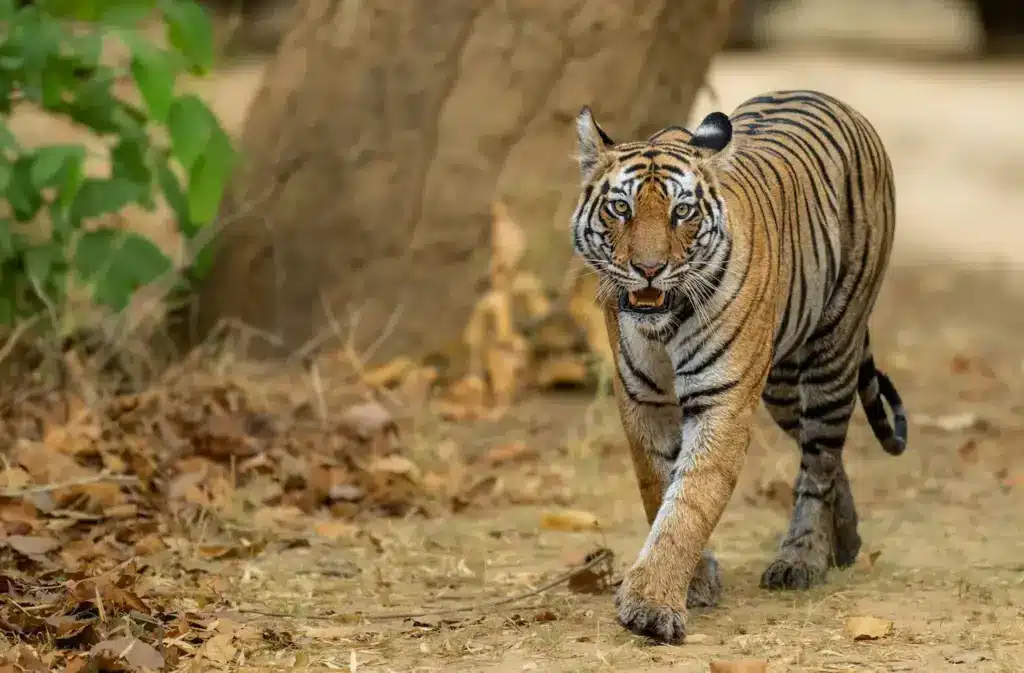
569, 90, 909, 644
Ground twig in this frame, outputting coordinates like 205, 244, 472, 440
0, 473, 140, 498
234, 548, 613, 623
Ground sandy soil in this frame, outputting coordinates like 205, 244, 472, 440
172, 49, 1024, 673
7, 4, 1024, 671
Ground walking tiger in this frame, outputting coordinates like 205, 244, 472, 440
570, 90, 908, 643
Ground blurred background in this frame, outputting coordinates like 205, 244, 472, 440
4, 1, 1024, 671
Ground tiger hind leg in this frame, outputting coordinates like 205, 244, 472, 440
759, 345, 862, 591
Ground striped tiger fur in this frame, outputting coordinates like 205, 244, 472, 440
570, 90, 909, 644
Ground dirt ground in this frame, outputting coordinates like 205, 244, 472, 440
5, 3, 1024, 673
161, 55, 1024, 673
203, 263, 1024, 673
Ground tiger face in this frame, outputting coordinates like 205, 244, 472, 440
571, 108, 734, 332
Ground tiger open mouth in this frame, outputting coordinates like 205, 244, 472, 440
622, 287, 668, 313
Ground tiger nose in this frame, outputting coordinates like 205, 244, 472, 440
631, 261, 667, 279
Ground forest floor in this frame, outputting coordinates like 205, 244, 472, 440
4, 5, 1024, 673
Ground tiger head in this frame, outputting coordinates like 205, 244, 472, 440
570, 108, 734, 330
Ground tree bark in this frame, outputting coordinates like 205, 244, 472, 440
191, 0, 736, 364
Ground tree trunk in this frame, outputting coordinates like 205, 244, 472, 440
192, 0, 736, 364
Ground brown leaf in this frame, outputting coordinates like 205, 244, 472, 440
63, 655, 89, 673
339, 402, 396, 441
956, 439, 979, 463
490, 201, 527, 286
133, 534, 168, 556
539, 510, 600, 532
200, 632, 237, 666
567, 548, 614, 595
68, 578, 151, 616
709, 660, 768, 673
5, 535, 61, 556
534, 354, 591, 390
845, 615, 893, 640
313, 519, 357, 540
368, 455, 419, 479
46, 615, 99, 645
195, 414, 254, 459
196, 539, 267, 561
485, 337, 529, 408
90, 637, 164, 672
361, 356, 417, 388
2, 644, 47, 672
483, 440, 535, 466
754, 479, 793, 512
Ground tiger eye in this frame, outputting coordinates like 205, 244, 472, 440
611, 199, 630, 215
673, 203, 693, 220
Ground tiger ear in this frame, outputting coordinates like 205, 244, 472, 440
690, 111, 732, 154
576, 106, 615, 178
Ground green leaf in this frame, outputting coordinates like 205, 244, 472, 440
58, 149, 85, 211
100, 0, 158, 26
187, 127, 233, 225
0, 121, 16, 150
129, 41, 175, 122
7, 157, 44, 222
155, 155, 196, 236
30, 144, 85, 190
167, 93, 213, 173
161, 0, 213, 74
0, 160, 11, 194
23, 243, 54, 290
0, 219, 16, 262
76, 229, 173, 311
110, 136, 151, 185
69, 177, 145, 225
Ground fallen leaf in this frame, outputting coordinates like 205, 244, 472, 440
490, 201, 527, 286
534, 354, 590, 390
754, 478, 793, 512
2, 644, 47, 672
483, 440, 534, 466
5, 535, 61, 556
90, 637, 164, 671
63, 655, 88, 673
709, 659, 768, 673
845, 615, 893, 640
196, 540, 267, 561
540, 510, 600, 532
956, 439, 979, 463
339, 402, 396, 440
201, 632, 237, 666
945, 651, 991, 664
368, 455, 419, 479
313, 519, 357, 540
68, 578, 151, 615
133, 534, 168, 556
915, 412, 984, 433
567, 547, 614, 595
361, 357, 418, 388
856, 549, 882, 570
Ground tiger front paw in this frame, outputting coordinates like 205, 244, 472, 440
614, 568, 688, 645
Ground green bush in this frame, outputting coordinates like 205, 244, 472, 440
0, 0, 234, 329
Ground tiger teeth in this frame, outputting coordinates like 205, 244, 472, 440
628, 289, 666, 308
